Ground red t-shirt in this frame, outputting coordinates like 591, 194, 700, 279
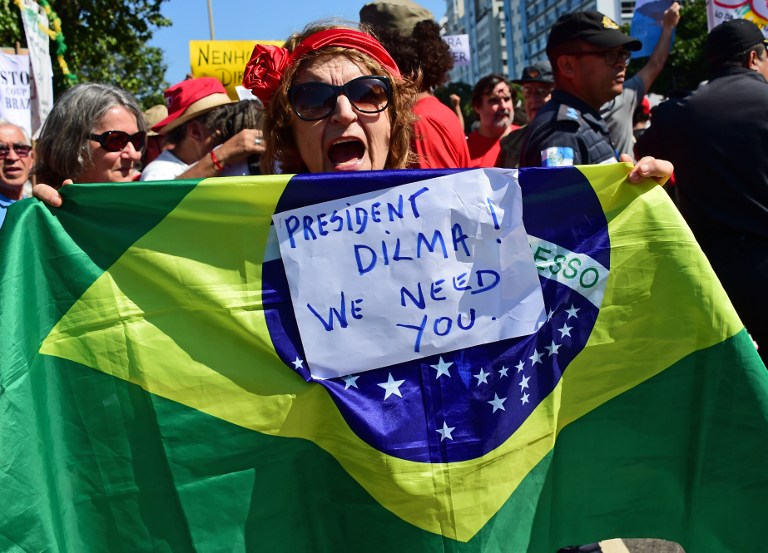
409, 96, 470, 169
467, 126, 520, 168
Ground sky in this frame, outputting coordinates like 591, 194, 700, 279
150, 0, 448, 86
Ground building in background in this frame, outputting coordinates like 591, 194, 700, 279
445, 0, 631, 85
446, 0, 509, 84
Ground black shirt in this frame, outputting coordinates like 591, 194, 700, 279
519, 90, 619, 168
635, 67, 768, 241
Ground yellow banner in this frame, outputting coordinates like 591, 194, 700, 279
189, 40, 283, 99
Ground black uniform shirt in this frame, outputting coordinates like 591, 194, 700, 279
519, 90, 619, 168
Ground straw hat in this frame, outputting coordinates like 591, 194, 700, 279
143, 104, 168, 136
152, 77, 232, 135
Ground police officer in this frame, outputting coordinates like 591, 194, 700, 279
519, 11, 642, 168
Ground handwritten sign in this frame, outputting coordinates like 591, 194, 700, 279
189, 40, 282, 100
273, 170, 546, 379
443, 34, 471, 68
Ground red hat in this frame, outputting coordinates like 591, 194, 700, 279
641, 96, 651, 116
153, 77, 232, 135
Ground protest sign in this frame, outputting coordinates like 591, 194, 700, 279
17, 0, 53, 138
443, 34, 471, 67
273, 170, 547, 378
706, 0, 768, 32
630, 0, 677, 58
0, 52, 32, 137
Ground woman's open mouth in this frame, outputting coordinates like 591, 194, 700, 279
328, 137, 366, 169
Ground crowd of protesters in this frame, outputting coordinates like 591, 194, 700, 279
1, 1, 764, 366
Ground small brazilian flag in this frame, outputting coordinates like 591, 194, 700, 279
0, 166, 766, 552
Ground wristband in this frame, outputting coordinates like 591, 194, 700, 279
210, 149, 224, 172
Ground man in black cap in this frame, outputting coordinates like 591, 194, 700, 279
519, 11, 642, 168
636, 18, 768, 364
499, 61, 554, 167
514, 61, 555, 122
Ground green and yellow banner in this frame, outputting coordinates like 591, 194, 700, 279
0, 167, 766, 552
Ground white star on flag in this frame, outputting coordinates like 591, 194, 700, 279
292, 357, 304, 370
473, 367, 490, 385
343, 375, 359, 390
521, 393, 530, 405
566, 304, 580, 319
488, 393, 507, 413
545, 341, 561, 356
519, 375, 530, 391
558, 323, 572, 338
529, 349, 543, 365
436, 421, 455, 441
546, 308, 555, 321
430, 356, 453, 379
516, 360, 525, 373
499, 365, 509, 377
378, 373, 405, 400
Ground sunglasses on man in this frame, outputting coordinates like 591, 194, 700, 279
89, 130, 147, 152
288, 75, 391, 122
0, 143, 32, 159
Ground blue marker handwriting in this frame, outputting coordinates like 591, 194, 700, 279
354, 223, 471, 276
284, 187, 430, 249
305, 266, 501, 353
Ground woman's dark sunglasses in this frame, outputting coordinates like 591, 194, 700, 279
288, 75, 391, 121
89, 130, 146, 152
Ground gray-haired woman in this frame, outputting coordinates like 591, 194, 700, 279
33, 82, 146, 206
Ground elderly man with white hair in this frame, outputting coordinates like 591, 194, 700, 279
0, 119, 34, 229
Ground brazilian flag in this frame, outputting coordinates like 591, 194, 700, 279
0, 166, 766, 552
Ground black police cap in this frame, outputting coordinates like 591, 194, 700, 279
546, 11, 642, 56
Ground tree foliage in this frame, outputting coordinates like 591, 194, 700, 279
0, 0, 171, 109
655, 0, 709, 94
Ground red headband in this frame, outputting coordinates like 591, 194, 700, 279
242, 29, 400, 105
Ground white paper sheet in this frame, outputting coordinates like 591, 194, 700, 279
272, 169, 546, 379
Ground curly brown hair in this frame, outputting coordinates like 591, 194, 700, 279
372, 20, 453, 92
261, 22, 417, 174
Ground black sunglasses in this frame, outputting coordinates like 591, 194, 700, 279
89, 130, 146, 152
0, 143, 32, 159
288, 75, 392, 121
